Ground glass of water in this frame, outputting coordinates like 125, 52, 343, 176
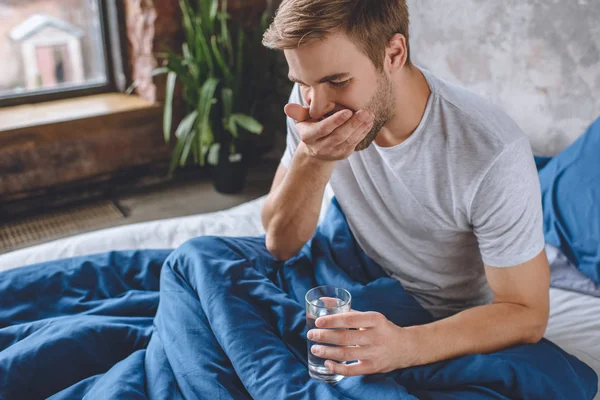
305, 286, 352, 383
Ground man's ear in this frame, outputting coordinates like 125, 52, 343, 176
385, 33, 408, 71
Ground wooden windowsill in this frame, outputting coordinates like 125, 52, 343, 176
0, 93, 159, 132
0, 92, 169, 202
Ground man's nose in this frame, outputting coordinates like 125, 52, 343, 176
307, 87, 335, 121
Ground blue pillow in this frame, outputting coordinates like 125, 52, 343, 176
538, 116, 600, 283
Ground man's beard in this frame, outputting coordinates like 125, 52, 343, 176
354, 73, 395, 151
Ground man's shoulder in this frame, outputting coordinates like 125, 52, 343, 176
426, 70, 526, 148
420, 71, 535, 210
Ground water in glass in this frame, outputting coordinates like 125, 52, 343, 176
306, 295, 351, 383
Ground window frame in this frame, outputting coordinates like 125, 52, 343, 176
0, 0, 129, 108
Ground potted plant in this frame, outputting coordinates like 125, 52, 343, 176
156, 0, 273, 193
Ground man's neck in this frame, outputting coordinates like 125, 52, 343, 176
375, 64, 431, 148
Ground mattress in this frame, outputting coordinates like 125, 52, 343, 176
1, 192, 598, 398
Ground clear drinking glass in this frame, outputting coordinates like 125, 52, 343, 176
305, 286, 352, 383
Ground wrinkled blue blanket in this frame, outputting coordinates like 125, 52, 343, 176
0, 199, 597, 399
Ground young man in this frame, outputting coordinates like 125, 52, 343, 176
261, 0, 550, 376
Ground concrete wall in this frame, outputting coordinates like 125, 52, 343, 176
408, 0, 600, 156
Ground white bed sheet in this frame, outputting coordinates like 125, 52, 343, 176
0, 192, 598, 398
547, 288, 600, 399
0, 197, 269, 273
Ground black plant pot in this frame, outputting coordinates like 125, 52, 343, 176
213, 141, 249, 194
213, 155, 248, 194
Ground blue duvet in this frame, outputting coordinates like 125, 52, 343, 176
0, 199, 597, 399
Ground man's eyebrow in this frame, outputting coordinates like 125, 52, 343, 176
288, 73, 351, 85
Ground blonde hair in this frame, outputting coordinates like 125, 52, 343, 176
263, 0, 411, 69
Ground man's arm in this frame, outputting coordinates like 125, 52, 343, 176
404, 137, 550, 363
309, 249, 550, 375
405, 249, 550, 365
261, 145, 335, 261
261, 104, 375, 261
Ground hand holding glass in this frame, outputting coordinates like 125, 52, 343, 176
305, 286, 352, 383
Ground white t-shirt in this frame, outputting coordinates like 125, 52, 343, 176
281, 68, 545, 318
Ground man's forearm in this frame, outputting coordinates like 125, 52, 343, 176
405, 302, 548, 367
263, 143, 336, 260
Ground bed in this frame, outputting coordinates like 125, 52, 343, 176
1, 185, 599, 399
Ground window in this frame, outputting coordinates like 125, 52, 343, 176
0, 0, 126, 106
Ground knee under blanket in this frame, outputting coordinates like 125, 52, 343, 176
0, 199, 597, 399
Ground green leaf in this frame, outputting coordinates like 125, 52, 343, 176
168, 136, 186, 177
179, 0, 196, 44
211, 35, 232, 84
198, 78, 220, 120
196, 78, 220, 165
178, 111, 200, 168
220, 0, 233, 61
182, 42, 200, 80
163, 71, 177, 142
180, 125, 196, 167
202, 118, 215, 144
182, 42, 191, 60
234, 26, 244, 103
201, 145, 209, 166
197, 0, 213, 35
192, 134, 199, 164
164, 51, 195, 89
174, 110, 198, 139
199, 123, 214, 166
221, 88, 233, 138
125, 81, 138, 95
227, 117, 238, 138
197, 118, 203, 165
231, 114, 263, 134
209, 0, 218, 22
152, 67, 169, 76
207, 143, 220, 166
192, 15, 203, 63
197, 29, 214, 76
221, 88, 233, 119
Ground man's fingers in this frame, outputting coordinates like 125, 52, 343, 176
301, 109, 353, 142
322, 110, 374, 147
311, 344, 366, 362
316, 311, 384, 329
307, 328, 371, 346
284, 103, 310, 122
331, 120, 373, 148
324, 360, 375, 377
